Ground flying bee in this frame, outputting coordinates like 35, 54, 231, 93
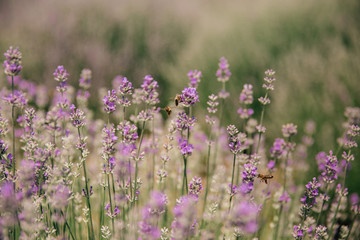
257, 174, 273, 184
174, 94, 181, 107
162, 106, 172, 117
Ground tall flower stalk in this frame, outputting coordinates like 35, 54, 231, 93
256, 69, 276, 153
3, 46, 22, 177
203, 94, 218, 213
69, 104, 95, 240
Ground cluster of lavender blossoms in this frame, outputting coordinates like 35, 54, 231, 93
0, 47, 359, 240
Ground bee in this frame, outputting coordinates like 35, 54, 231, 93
162, 106, 172, 117
174, 94, 181, 107
257, 174, 273, 184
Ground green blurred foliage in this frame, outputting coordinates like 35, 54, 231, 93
0, 0, 359, 192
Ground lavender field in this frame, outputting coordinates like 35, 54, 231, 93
0, 0, 360, 240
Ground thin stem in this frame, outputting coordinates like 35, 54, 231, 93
273, 205, 283, 240
182, 156, 188, 195
229, 154, 236, 211
61, 210, 76, 240
256, 93, 267, 154
203, 133, 212, 214
106, 172, 115, 232
346, 214, 358, 240
11, 75, 16, 177
327, 196, 342, 240
133, 121, 146, 204
317, 184, 329, 225
77, 128, 95, 240
151, 117, 155, 190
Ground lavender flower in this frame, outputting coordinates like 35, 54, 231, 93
299, 177, 321, 218
239, 84, 254, 104
206, 94, 219, 114
228, 200, 258, 235
321, 151, 338, 184
258, 69, 275, 105
102, 124, 118, 157
138, 191, 168, 239
269, 138, 285, 158
53, 65, 69, 93
179, 139, 193, 157
69, 104, 86, 128
105, 204, 120, 218
171, 196, 197, 240
282, 123, 298, 138
292, 224, 304, 240
2, 90, 27, 107
118, 76, 133, 107
238, 84, 254, 119
117, 120, 138, 146
188, 176, 203, 198
187, 70, 202, 88
314, 225, 328, 240
48, 184, 71, 209
180, 87, 199, 107
175, 112, 196, 131
103, 90, 118, 114
242, 163, 257, 193
227, 125, 248, 155
216, 57, 231, 83
79, 68, 92, 90
141, 75, 159, 105
279, 190, 290, 204
3, 46, 22, 76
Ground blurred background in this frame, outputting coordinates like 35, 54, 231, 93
0, 0, 359, 192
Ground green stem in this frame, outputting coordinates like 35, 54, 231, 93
11, 75, 16, 177
256, 92, 267, 154
61, 210, 76, 240
77, 128, 95, 240
273, 205, 283, 240
106, 172, 115, 232
327, 196, 342, 240
182, 156, 188, 195
151, 117, 155, 190
317, 184, 329, 225
229, 154, 236, 211
133, 121, 146, 205
203, 134, 212, 215
346, 214, 358, 240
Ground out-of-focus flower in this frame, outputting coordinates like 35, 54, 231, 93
2, 90, 27, 107
313, 225, 328, 240
187, 70, 202, 88
79, 68, 92, 90
216, 57, 231, 83
270, 138, 285, 158
321, 151, 338, 184
141, 75, 159, 105
48, 184, 71, 209
282, 123, 298, 138
207, 94, 219, 114
171, 196, 197, 240
228, 200, 258, 235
